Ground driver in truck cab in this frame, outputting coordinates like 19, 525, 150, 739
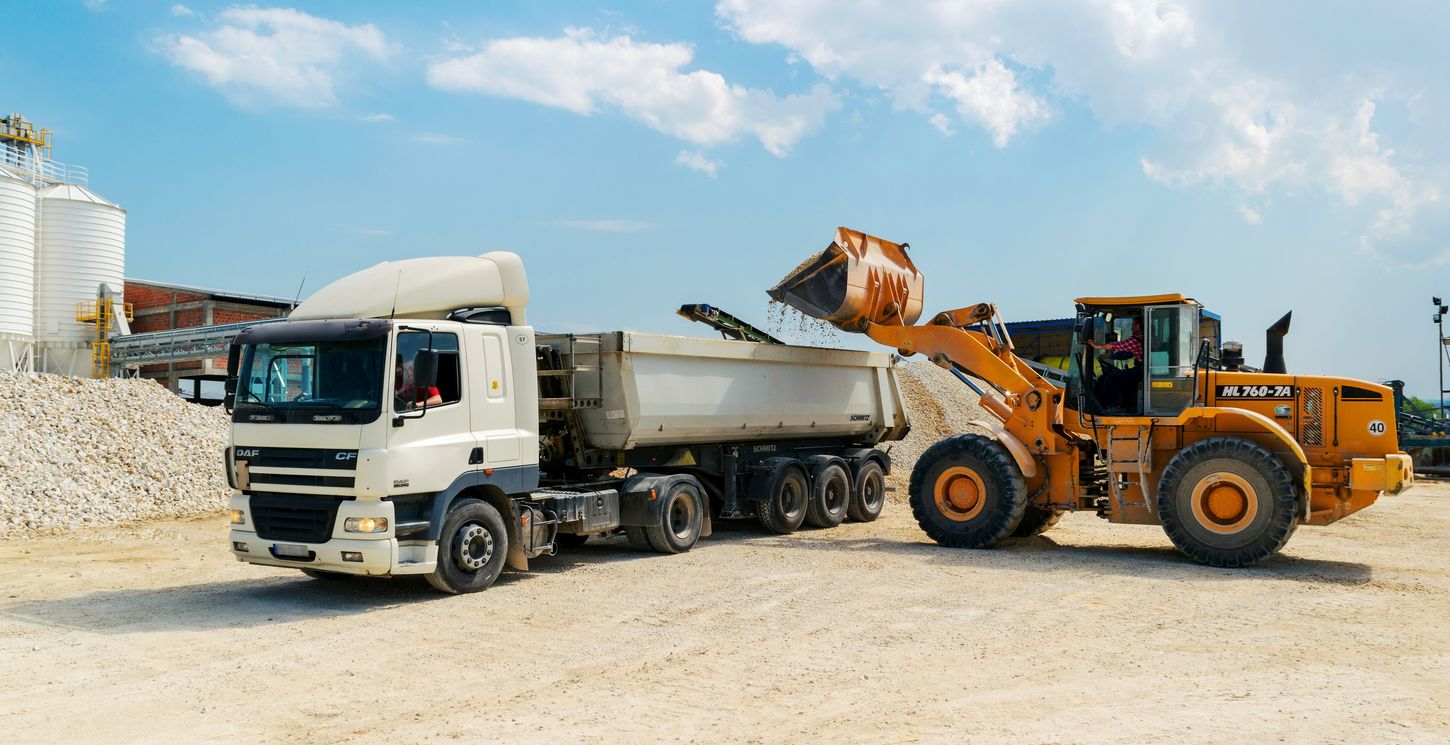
395, 354, 442, 410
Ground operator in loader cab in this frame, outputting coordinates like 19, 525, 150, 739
1087, 316, 1143, 410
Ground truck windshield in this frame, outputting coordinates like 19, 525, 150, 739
233, 338, 387, 424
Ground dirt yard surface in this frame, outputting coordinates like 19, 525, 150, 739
3, 482, 1448, 744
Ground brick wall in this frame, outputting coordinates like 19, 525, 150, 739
125, 284, 206, 311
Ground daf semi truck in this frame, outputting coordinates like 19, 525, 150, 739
224, 252, 910, 593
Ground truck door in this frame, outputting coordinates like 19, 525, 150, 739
467, 326, 523, 467
1144, 305, 1197, 415
387, 328, 478, 491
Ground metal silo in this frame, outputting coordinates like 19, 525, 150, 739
0, 165, 36, 372
35, 183, 125, 377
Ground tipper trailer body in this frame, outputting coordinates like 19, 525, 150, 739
224, 252, 908, 592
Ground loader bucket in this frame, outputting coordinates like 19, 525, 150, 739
767, 227, 925, 332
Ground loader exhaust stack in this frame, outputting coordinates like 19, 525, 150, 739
767, 227, 925, 332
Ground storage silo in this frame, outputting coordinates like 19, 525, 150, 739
0, 165, 36, 372
35, 183, 125, 377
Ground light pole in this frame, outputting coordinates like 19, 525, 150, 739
1437, 297, 1449, 420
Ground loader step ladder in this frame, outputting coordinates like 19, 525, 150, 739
1105, 425, 1155, 512
536, 334, 603, 411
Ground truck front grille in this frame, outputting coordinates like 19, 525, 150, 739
249, 493, 350, 544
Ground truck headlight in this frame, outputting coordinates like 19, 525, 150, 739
344, 517, 389, 533
230, 509, 246, 525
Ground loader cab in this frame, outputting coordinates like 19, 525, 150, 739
1068, 295, 1202, 418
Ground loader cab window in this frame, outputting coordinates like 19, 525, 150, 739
395, 330, 462, 410
1144, 305, 1198, 415
1071, 309, 1144, 416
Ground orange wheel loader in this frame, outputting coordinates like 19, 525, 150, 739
770, 228, 1414, 566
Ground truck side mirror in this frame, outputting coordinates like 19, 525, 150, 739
413, 350, 439, 390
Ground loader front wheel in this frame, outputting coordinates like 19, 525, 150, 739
908, 435, 1027, 549
1157, 437, 1299, 567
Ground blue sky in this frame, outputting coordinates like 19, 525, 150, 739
5, 1, 1450, 398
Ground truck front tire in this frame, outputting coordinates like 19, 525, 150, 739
427, 498, 509, 594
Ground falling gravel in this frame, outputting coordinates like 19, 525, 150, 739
0, 372, 231, 538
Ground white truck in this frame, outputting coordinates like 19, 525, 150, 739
224, 252, 910, 593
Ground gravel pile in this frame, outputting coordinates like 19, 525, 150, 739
885, 360, 992, 494
0, 372, 231, 538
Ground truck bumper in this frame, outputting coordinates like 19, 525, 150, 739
229, 529, 401, 575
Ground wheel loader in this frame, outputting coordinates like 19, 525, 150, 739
769, 228, 1414, 566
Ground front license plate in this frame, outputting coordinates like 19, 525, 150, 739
274, 543, 310, 558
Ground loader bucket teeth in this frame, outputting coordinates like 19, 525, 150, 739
768, 227, 925, 332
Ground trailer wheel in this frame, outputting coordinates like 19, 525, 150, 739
847, 461, 886, 523
806, 462, 851, 528
646, 479, 706, 553
1010, 506, 1062, 538
908, 434, 1027, 549
624, 526, 652, 550
755, 461, 809, 534
1157, 437, 1299, 567
426, 498, 509, 594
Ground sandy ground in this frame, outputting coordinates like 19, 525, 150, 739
2, 483, 1449, 744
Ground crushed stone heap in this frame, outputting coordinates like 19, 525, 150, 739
886, 360, 991, 493
0, 372, 231, 538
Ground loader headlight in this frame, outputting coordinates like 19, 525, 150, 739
344, 517, 389, 533
230, 509, 246, 525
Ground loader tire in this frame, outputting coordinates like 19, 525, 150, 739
846, 460, 886, 523
805, 462, 851, 528
1010, 505, 1063, 538
645, 480, 705, 553
624, 526, 653, 551
755, 460, 809, 534
908, 434, 1027, 549
426, 499, 508, 594
1156, 437, 1299, 567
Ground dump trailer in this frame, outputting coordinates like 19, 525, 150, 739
224, 252, 907, 593
771, 227, 1413, 567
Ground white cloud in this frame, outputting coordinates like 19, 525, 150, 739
411, 132, 466, 145
83, 0, 107, 10
1238, 204, 1263, 225
716, 0, 1450, 265
928, 113, 955, 136
159, 7, 395, 108
674, 150, 720, 177
170, 4, 196, 17
359, 112, 396, 123
560, 219, 654, 233
427, 27, 838, 156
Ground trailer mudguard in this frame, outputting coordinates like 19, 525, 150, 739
618, 473, 712, 536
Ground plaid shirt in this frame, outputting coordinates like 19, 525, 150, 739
1107, 335, 1143, 362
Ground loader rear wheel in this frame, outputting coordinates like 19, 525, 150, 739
1010, 505, 1063, 538
805, 462, 851, 528
909, 434, 1027, 549
755, 461, 809, 534
645, 480, 705, 553
846, 461, 886, 523
1157, 437, 1299, 567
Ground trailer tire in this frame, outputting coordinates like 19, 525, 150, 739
1157, 437, 1299, 567
755, 460, 809, 534
847, 461, 886, 523
624, 526, 652, 551
909, 434, 1027, 549
300, 569, 352, 581
805, 462, 851, 528
645, 479, 706, 553
1010, 506, 1063, 538
426, 498, 509, 594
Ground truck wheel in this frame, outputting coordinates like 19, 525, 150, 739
847, 461, 886, 523
908, 434, 1027, 549
300, 569, 352, 581
1157, 437, 1299, 567
624, 526, 652, 550
645, 480, 706, 553
805, 462, 851, 528
426, 498, 509, 594
1010, 506, 1062, 538
755, 461, 809, 534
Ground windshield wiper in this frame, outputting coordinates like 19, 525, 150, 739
237, 390, 282, 417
